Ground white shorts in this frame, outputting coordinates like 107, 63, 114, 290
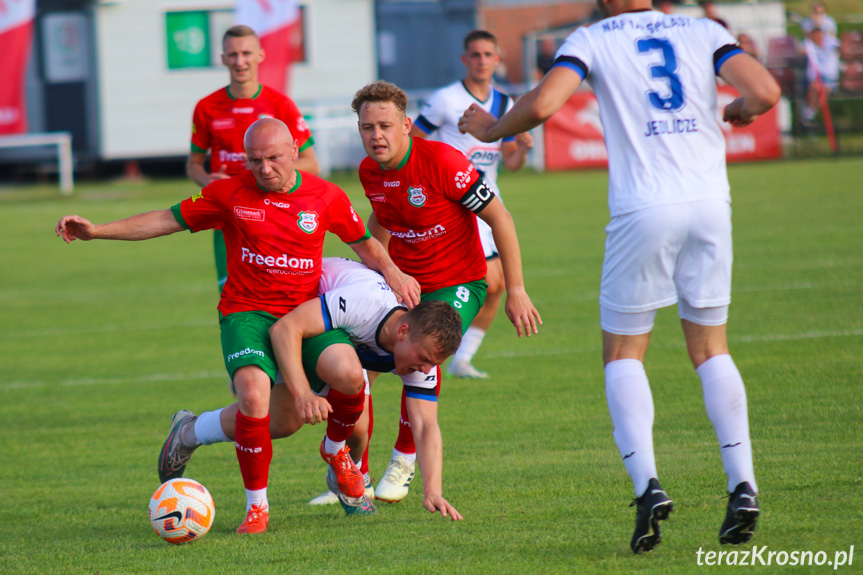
477, 217, 498, 259
600, 198, 733, 314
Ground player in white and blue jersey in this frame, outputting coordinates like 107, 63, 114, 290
410, 29, 534, 379
458, 0, 780, 554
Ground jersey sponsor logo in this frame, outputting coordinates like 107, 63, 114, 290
407, 186, 427, 207
234, 206, 265, 222
264, 198, 290, 209
240, 247, 315, 271
218, 150, 245, 163
388, 224, 446, 243
190, 191, 204, 202
232, 107, 254, 114
369, 193, 387, 203
212, 118, 235, 130
383, 181, 401, 188
297, 211, 319, 234
467, 146, 500, 168
454, 164, 474, 189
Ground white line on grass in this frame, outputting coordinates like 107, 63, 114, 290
482, 327, 863, 359
1, 370, 224, 391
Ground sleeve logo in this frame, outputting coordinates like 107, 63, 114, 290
297, 211, 319, 234
454, 164, 474, 189
407, 186, 427, 207
191, 191, 204, 202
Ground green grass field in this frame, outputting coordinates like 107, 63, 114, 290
1, 158, 861, 574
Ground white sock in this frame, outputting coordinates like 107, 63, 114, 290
698, 354, 757, 493
605, 359, 658, 497
355, 458, 363, 472
393, 449, 416, 465
324, 435, 346, 455
245, 488, 268, 511
194, 409, 230, 446
453, 327, 486, 364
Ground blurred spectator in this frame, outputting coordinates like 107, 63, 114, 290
802, 27, 841, 125
535, 37, 557, 81
700, 1, 729, 30
655, 0, 674, 15
801, 2, 837, 38
737, 33, 761, 62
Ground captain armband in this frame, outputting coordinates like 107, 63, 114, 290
459, 178, 496, 214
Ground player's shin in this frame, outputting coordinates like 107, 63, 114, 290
234, 411, 272, 510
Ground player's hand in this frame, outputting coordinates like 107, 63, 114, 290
295, 393, 332, 425
723, 97, 756, 127
385, 269, 421, 309
55, 215, 96, 243
422, 493, 463, 521
515, 131, 534, 152
210, 165, 231, 182
504, 287, 542, 338
458, 103, 497, 143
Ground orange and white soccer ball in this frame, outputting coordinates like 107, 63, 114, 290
149, 478, 215, 544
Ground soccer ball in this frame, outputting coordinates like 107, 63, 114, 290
148, 478, 215, 544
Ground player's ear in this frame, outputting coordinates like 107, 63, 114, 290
397, 322, 411, 341
221, 52, 229, 67
258, 47, 266, 63
404, 115, 412, 135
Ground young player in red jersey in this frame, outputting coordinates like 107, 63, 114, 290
345, 80, 541, 503
187, 25, 320, 292
56, 118, 419, 534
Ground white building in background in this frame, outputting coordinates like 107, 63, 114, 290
93, 0, 375, 160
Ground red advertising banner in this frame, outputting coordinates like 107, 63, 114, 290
544, 86, 781, 171
236, 0, 299, 96
0, 0, 36, 135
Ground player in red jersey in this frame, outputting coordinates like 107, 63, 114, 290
346, 80, 541, 504
56, 118, 419, 534
187, 25, 320, 292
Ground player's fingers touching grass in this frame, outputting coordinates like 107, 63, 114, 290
423, 495, 463, 521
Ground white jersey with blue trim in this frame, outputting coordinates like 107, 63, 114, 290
554, 12, 742, 217
317, 258, 438, 394
414, 80, 514, 195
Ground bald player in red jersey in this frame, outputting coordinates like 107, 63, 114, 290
187, 24, 320, 292
57, 118, 419, 534
344, 81, 541, 504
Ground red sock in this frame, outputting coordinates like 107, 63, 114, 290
326, 388, 365, 443
360, 395, 373, 475
235, 412, 272, 490
393, 366, 441, 454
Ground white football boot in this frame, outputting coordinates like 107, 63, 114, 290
447, 359, 489, 379
374, 455, 416, 503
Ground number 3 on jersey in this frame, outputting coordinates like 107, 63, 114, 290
637, 38, 685, 112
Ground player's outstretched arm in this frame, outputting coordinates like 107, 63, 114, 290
268, 299, 333, 425
501, 132, 534, 172
406, 396, 463, 520
476, 197, 542, 337
719, 53, 781, 127
55, 210, 184, 243
459, 66, 583, 142
350, 236, 421, 309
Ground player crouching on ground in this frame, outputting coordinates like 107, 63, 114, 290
159, 258, 466, 521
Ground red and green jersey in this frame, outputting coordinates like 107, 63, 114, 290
359, 137, 495, 292
171, 170, 369, 317
191, 84, 313, 176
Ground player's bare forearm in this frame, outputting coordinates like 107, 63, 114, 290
501, 135, 533, 172
478, 199, 542, 336
186, 152, 230, 188
56, 210, 183, 243
351, 237, 420, 308
459, 67, 583, 142
268, 303, 332, 424
366, 212, 391, 249
295, 147, 321, 175
719, 53, 781, 125
407, 397, 462, 519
